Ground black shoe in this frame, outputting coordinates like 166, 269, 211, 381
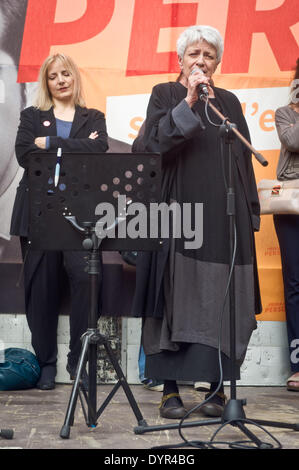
201, 392, 226, 417
66, 362, 89, 391
36, 381, 55, 390
159, 393, 187, 419
36, 365, 56, 390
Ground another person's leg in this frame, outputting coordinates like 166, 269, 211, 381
274, 215, 299, 391
138, 344, 146, 383
21, 238, 62, 389
139, 344, 164, 391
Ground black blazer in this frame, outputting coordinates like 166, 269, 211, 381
10, 105, 108, 236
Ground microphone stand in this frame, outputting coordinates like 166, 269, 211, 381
199, 91, 268, 167
200, 90, 265, 437
134, 91, 299, 448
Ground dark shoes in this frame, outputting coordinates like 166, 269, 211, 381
200, 391, 226, 417
66, 362, 89, 391
36, 380, 55, 390
159, 390, 226, 419
159, 393, 187, 419
36, 365, 56, 390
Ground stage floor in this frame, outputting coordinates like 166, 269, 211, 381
0, 384, 298, 451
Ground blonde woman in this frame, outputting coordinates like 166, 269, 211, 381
10, 53, 108, 390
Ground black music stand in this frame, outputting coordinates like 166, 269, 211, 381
133, 99, 299, 449
28, 152, 161, 439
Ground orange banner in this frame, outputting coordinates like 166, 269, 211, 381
1, 0, 299, 320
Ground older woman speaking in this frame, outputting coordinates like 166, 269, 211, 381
132, 25, 261, 419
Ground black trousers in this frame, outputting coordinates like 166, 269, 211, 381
21, 238, 101, 369
274, 215, 299, 373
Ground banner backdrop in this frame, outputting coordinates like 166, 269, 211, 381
1, 0, 299, 320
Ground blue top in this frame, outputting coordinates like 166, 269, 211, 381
46, 118, 72, 148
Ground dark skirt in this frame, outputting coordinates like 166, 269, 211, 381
145, 342, 241, 382
141, 250, 254, 383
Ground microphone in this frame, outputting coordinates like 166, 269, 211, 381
197, 68, 209, 98
191, 67, 209, 97
54, 147, 62, 187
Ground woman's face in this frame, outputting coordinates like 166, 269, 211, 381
47, 59, 75, 103
179, 39, 218, 81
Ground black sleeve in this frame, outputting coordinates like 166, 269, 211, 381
15, 107, 40, 168
143, 84, 204, 157
132, 120, 146, 153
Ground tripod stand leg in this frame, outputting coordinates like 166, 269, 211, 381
250, 419, 299, 432
60, 333, 90, 439
88, 341, 98, 427
235, 421, 273, 449
103, 340, 147, 426
96, 381, 122, 419
134, 418, 221, 434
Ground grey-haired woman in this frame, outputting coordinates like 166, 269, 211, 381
132, 25, 261, 419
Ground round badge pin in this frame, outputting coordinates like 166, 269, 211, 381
43, 120, 51, 127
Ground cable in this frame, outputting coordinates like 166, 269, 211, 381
208, 418, 282, 449
151, 415, 282, 450
204, 97, 220, 127
152, 127, 238, 450
173, 222, 237, 450
173, 101, 237, 449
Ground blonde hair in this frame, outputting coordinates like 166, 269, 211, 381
34, 53, 86, 110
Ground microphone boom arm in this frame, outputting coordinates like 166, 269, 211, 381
201, 95, 268, 167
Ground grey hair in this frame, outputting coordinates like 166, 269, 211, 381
176, 25, 224, 64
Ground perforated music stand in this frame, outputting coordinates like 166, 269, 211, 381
28, 151, 161, 439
